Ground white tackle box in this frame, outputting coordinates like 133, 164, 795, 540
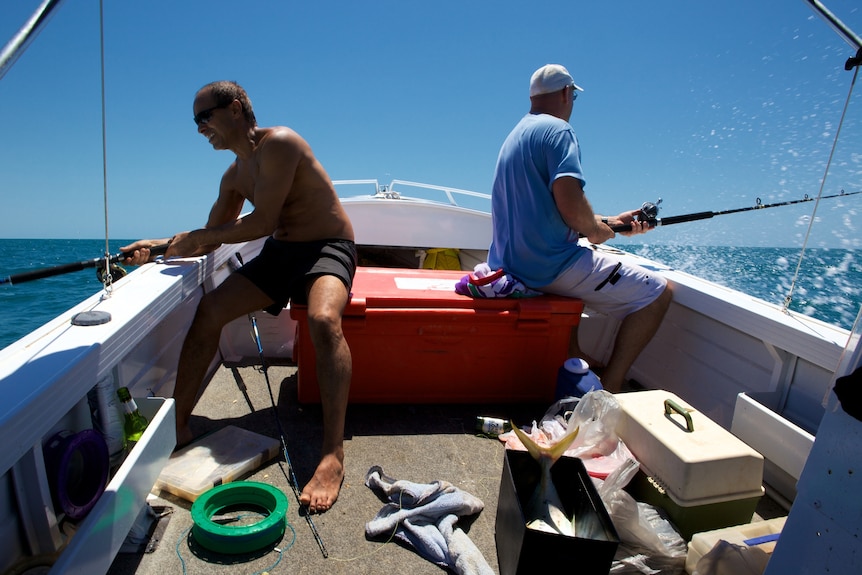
614, 390, 765, 539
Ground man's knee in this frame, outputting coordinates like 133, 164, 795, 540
656, 282, 673, 310
307, 306, 344, 343
308, 309, 342, 334
639, 282, 673, 324
198, 273, 272, 325
195, 291, 242, 331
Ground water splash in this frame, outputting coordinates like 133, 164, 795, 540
627, 244, 861, 330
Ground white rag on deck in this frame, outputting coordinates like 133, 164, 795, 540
364, 465, 494, 575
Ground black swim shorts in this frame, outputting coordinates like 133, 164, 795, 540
235, 237, 357, 315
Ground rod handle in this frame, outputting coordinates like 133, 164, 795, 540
116, 242, 171, 262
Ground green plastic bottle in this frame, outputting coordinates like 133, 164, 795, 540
116, 386, 148, 446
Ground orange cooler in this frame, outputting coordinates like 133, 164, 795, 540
290, 267, 583, 403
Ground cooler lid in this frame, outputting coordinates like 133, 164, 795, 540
344, 267, 583, 317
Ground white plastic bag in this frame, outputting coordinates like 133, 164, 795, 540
598, 458, 688, 574
500, 390, 635, 479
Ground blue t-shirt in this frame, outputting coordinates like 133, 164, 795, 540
488, 113, 587, 287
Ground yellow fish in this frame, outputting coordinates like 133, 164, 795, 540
510, 422, 580, 536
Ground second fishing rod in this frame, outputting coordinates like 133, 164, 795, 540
605, 189, 861, 233
229, 252, 328, 558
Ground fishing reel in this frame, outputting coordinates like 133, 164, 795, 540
637, 199, 661, 224
96, 260, 128, 284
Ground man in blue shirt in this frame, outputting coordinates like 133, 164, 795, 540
488, 64, 673, 392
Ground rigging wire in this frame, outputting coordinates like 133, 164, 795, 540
98, 0, 114, 295
783, 61, 859, 313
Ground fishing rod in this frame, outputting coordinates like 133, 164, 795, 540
230, 253, 329, 559
0, 243, 171, 286
608, 189, 862, 233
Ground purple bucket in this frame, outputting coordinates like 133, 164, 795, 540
44, 429, 110, 521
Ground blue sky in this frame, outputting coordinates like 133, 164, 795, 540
1, 0, 861, 247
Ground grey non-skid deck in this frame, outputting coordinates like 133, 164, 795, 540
107, 363, 544, 575
107, 363, 785, 575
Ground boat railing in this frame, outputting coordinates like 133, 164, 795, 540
333, 178, 492, 212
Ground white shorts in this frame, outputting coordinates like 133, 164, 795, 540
538, 247, 667, 321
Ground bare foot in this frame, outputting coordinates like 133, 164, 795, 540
299, 452, 344, 513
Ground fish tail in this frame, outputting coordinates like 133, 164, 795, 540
509, 421, 580, 464
548, 425, 580, 462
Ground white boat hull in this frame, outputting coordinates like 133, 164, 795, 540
0, 181, 857, 573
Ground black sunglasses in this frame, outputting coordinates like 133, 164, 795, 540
193, 102, 232, 126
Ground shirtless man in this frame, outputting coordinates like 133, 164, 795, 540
122, 81, 355, 513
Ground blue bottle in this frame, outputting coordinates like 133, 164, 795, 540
555, 358, 603, 400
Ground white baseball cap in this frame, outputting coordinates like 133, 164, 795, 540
529, 64, 584, 97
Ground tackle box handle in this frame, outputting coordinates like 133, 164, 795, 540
664, 399, 694, 432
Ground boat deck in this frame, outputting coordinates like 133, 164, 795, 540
106, 363, 786, 575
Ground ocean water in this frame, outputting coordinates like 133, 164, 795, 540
625, 244, 862, 330
0, 239, 860, 350
0, 239, 134, 350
